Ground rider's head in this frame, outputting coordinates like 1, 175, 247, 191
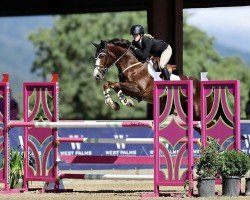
130, 25, 144, 42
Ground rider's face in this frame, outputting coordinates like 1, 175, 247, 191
133, 34, 141, 42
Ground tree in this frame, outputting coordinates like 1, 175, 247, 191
29, 13, 250, 119
29, 12, 147, 119
183, 15, 250, 117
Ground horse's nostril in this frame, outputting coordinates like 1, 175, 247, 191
95, 75, 100, 80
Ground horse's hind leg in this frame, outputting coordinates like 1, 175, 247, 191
115, 82, 144, 107
117, 90, 135, 107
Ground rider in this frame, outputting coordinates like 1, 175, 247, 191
129, 24, 172, 80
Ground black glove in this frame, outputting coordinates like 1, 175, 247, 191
129, 45, 137, 51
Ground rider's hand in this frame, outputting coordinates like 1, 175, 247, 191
130, 45, 137, 51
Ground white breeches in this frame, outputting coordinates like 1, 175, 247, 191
159, 45, 172, 69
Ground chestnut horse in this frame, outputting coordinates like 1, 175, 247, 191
92, 38, 209, 121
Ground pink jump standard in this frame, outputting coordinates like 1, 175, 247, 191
0, 74, 11, 192
150, 79, 240, 197
152, 80, 194, 197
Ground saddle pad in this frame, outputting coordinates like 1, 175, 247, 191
147, 61, 181, 81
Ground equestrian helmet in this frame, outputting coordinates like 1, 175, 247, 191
130, 25, 145, 35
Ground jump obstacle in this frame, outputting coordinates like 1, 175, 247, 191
0, 74, 240, 197
153, 80, 240, 197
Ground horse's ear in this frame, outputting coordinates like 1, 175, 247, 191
92, 42, 99, 48
100, 40, 107, 45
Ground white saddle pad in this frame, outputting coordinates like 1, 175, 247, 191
147, 60, 181, 81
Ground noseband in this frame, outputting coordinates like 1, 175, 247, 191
95, 52, 109, 75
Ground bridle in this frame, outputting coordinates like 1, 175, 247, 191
95, 43, 139, 76
95, 51, 109, 76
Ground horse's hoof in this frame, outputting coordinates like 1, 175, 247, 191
105, 98, 120, 110
113, 102, 120, 111
105, 98, 111, 106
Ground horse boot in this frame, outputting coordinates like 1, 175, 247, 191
161, 68, 170, 80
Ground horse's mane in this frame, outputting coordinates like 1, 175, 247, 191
108, 38, 131, 49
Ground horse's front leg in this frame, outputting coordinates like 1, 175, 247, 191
103, 81, 120, 110
103, 81, 141, 110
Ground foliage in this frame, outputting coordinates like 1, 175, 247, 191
183, 14, 250, 118
196, 138, 221, 178
0, 147, 36, 189
9, 148, 24, 188
219, 150, 250, 177
29, 12, 250, 119
29, 12, 147, 120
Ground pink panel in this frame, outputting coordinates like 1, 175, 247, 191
153, 81, 194, 196
23, 78, 59, 187
201, 80, 240, 150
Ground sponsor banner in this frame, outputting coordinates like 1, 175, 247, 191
6, 122, 250, 170
58, 127, 153, 169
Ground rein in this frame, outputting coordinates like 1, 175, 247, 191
106, 46, 130, 68
121, 62, 141, 74
95, 45, 129, 74
96, 43, 142, 76
107, 45, 142, 75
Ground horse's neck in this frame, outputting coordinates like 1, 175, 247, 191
111, 46, 139, 70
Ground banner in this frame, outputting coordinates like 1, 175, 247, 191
7, 122, 250, 170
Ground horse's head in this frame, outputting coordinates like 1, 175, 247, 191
92, 39, 133, 80
92, 40, 113, 80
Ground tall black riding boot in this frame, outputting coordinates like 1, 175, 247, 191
161, 68, 170, 80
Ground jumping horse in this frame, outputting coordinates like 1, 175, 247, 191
92, 38, 211, 121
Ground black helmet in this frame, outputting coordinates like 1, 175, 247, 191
130, 25, 145, 35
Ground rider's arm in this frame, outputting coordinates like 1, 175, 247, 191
133, 38, 153, 61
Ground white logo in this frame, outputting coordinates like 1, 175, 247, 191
243, 134, 250, 149
69, 135, 82, 150
18, 135, 24, 149
114, 134, 126, 149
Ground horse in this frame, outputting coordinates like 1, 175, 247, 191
92, 38, 211, 121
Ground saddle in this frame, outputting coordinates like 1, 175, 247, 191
147, 57, 180, 81
150, 57, 178, 74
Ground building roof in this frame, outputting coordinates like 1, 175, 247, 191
0, 0, 250, 16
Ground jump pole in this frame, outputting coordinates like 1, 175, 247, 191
8, 120, 152, 128
56, 137, 200, 144
59, 173, 153, 180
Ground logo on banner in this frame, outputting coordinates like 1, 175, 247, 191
19, 136, 24, 149
69, 135, 82, 150
61, 134, 92, 156
114, 134, 126, 149
105, 134, 136, 156
243, 134, 250, 148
